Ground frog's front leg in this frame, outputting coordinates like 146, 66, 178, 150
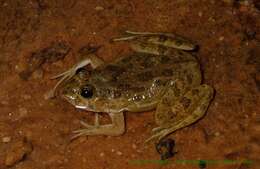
146, 84, 214, 143
71, 112, 125, 140
49, 54, 104, 97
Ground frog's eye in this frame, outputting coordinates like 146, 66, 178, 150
81, 85, 94, 98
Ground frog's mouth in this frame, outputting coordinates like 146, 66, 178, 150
61, 85, 97, 111
62, 92, 89, 110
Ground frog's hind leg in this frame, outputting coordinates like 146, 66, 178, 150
49, 54, 104, 98
71, 112, 125, 140
146, 84, 214, 143
112, 30, 196, 51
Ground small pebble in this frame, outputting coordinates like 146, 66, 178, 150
5, 138, 33, 167
219, 36, 224, 41
116, 151, 122, 156
111, 149, 115, 152
18, 107, 28, 117
22, 94, 31, 100
100, 152, 105, 157
214, 131, 220, 137
1, 100, 9, 105
44, 91, 54, 100
95, 6, 104, 11
214, 102, 219, 107
132, 143, 137, 149
32, 69, 44, 79
2, 136, 11, 143
198, 11, 203, 17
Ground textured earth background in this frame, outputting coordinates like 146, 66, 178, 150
0, 0, 259, 169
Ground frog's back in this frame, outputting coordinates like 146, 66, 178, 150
88, 51, 201, 110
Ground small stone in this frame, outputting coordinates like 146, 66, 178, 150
22, 94, 31, 100
32, 69, 44, 79
100, 152, 105, 157
219, 36, 224, 41
0, 100, 8, 105
214, 132, 220, 137
111, 149, 115, 152
132, 143, 137, 149
44, 91, 54, 100
18, 107, 28, 117
5, 138, 33, 167
198, 11, 203, 17
116, 151, 122, 156
2, 136, 11, 143
95, 6, 104, 11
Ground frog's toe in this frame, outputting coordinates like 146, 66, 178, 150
145, 129, 168, 143
71, 123, 125, 140
151, 126, 165, 133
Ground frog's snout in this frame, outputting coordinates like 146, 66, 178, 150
61, 83, 81, 101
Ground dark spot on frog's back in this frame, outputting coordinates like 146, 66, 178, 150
162, 69, 173, 76
117, 83, 131, 90
192, 89, 199, 95
106, 65, 125, 72
158, 35, 168, 42
187, 73, 193, 84
154, 79, 167, 86
160, 55, 171, 64
137, 71, 154, 81
173, 85, 181, 97
105, 65, 126, 79
180, 97, 191, 108
139, 56, 157, 68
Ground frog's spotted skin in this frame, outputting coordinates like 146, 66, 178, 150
52, 31, 214, 142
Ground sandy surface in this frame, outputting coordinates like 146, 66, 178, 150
0, 0, 259, 169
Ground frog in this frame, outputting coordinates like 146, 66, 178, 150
50, 30, 214, 142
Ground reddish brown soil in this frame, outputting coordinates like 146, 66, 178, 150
0, 0, 259, 169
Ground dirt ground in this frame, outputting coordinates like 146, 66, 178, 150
0, 0, 259, 169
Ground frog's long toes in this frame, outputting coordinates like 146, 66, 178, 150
145, 132, 162, 143
151, 126, 165, 133
50, 69, 71, 79
71, 128, 96, 140
70, 130, 87, 140
146, 128, 170, 143
80, 120, 98, 128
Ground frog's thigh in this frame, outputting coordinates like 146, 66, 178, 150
72, 112, 125, 138
154, 84, 214, 140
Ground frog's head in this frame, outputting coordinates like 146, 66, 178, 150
60, 68, 125, 113
61, 81, 97, 111
59, 68, 97, 111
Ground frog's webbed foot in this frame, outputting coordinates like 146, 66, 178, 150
112, 30, 196, 51
145, 84, 214, 143
71, 112, 125, 140
48, 54, 104, 98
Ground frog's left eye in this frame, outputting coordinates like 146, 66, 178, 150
81, 85, 94, 98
